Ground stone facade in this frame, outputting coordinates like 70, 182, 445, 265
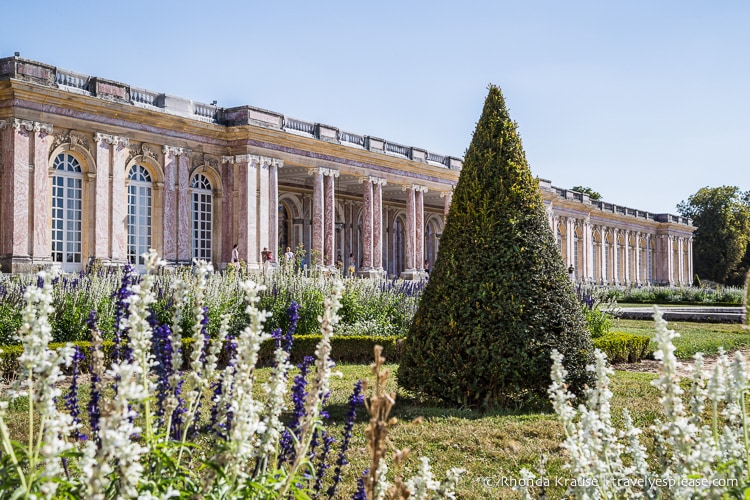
0, 56, 693, 283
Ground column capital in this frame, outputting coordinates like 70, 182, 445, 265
234, 154, 254, 164
439, 190, 453, 198
402, 183, 428, 193
162, 145, 185, 156
221, 155, 236, 164
308, 167, 339, 177
359, 175, 387, 185
11, 119, 53, 134
96, 133, 128, 146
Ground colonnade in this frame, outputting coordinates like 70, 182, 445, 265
549, 213, 693, 286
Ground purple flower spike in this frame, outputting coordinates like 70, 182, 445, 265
327, 380, 364, 498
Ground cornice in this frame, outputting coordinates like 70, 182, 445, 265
2, 79, 459, 187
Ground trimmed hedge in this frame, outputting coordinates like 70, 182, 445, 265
0, 335, 404, 379
593, 332, 651, 363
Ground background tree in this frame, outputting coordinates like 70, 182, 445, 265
677, 186, 750, 285
571, 186, 602, 200
398, 85, 594, 409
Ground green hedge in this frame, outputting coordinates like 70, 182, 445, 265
0, 335, 404, 378
593, 332, 651, 363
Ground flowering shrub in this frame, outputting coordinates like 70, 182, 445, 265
522, 307, 750, 498
597, 284, 743, 305
0, 265, 422, 347
0, 251, 459, 499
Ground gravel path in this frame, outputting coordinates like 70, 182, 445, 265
613, 348, 750, 378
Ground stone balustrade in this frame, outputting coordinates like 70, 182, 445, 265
540, 181, 691, 226
0, 55, 463, 171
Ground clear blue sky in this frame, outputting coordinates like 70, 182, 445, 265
3, 1, 749, 215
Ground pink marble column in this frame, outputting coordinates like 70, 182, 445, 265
110, 137, 130, 263
324, 171, 336, 267
1, 121, 30, 262
162, 146, 178, 262
612, 229, 620, 284
415, 187, 425, 271
361, 178, 373, 269
236, 156, 258, 267
310, 169, 324, 266
373, 179, 384, 270
220, 157, 234, 264
177, 151, 191, 262
94, 134, 112, 259
404, 185, 416, 271
442, 190, 452, 216
258, 158, 270, 261
268, 160, 281, 259
32, 126, 53, 261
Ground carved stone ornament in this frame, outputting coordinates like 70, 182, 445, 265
192, 153, 219, 170
11, 119, 53, 134
127, 143, 159, 165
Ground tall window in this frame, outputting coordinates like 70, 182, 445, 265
51, 153, 83, 272
127, 165, 153, 269
192, 174, 213, 261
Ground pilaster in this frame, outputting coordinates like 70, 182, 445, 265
31, 123, 54, 265
162, 145, 181, 262
176, 150, 191, 263
0, 120, 31, 271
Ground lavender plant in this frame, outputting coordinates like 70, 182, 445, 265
0, 251, 459, 499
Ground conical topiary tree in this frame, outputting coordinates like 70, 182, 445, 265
398, 85, 594, 408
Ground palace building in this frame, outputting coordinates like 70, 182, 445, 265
0, 55, 693, 284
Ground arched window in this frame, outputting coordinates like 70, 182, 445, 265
192, 174, 213, 261
127, 165, 153, 269
51, 153, 83, 272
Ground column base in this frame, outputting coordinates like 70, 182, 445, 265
400, 269, 428, 281
0, 254, 34, 273
358, 268, 386, 279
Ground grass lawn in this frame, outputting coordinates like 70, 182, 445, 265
2, 363, 662, 499
613, 317, 750, 359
